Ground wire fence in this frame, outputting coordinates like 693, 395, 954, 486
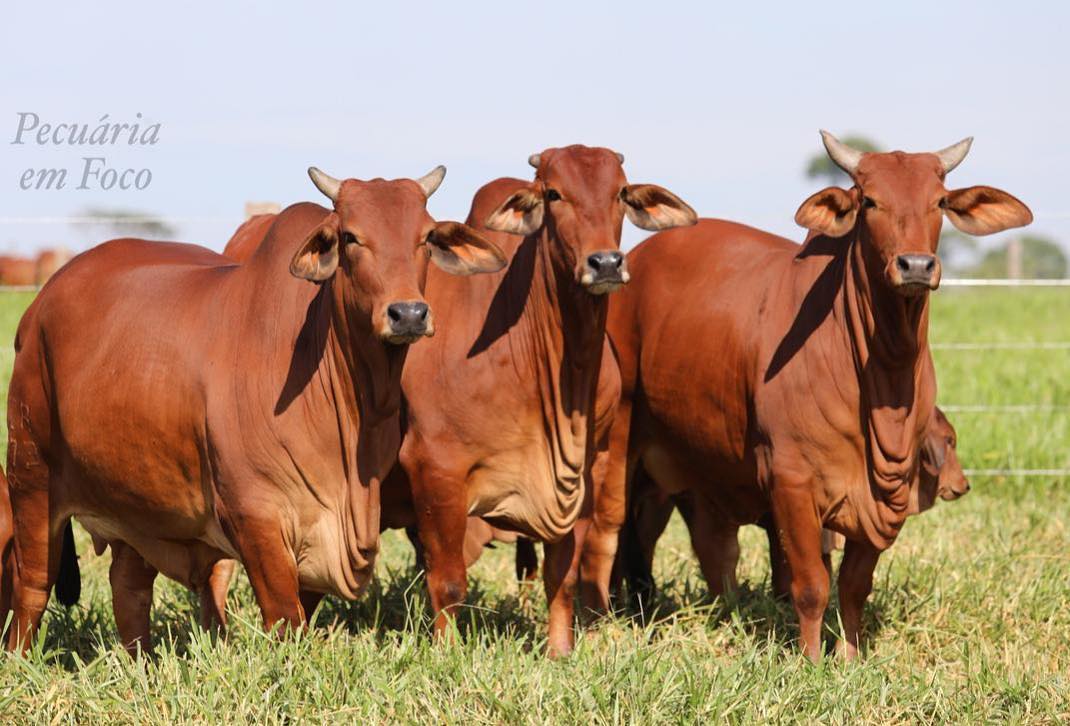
0, 279, 1064, 478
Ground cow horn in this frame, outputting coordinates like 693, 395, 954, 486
820, 130, 864, 177
615, 152, 625, 164
528, 153, 541, 169
933, 137, 973, 174
416, 165, 446, 198
308, 167, 342, 203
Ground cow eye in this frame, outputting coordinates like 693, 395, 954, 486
938, 196, 949, 209
546, 189, 561, 202
342, 232, 361, 246
861, 196, 876, 210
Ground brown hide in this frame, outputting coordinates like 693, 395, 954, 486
224, 214, 277, 263
2, 171, 503, 654
591, 139, 1029, 659
0, 248, 72, 286
615, 406, 969, 608
388, 146, 693, 656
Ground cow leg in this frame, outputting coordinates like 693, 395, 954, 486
515, 538, 538, 582
404, 525, 427, 572
836, 538, 880, 660
109, 540, 159, 657
621, 474, 674, 615
766, 523, 836, 601
299, 590, 324, 625
578, 403, 631, 614
227, 519, 304, 634
759, 514, 792, 600
677, 495, 739, 598
770, 481, 829, 661
410, 467, 469, 640
199, 559, 235, 632
543, 518, 589, 658
5, 488, 61, 652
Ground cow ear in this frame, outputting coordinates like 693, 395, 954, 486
485, 187, 544, 235
622, 184, 698, 231
795, 187, 859, 238
428, 221, 508, 275
290, 212, 341, 281
944, 186, 1033, 235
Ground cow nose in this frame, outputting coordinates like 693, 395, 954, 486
386, 301, 429, 337
895, 254, 938, 286
587, 251, 623, 273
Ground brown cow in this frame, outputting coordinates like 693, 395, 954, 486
616, 406, 969, 609
1, 166, 505, 654
224, 214, 277, 262
585, 133, 1031, 659
0, 248, 73, 286
380, 146, 695, 656
411, 340, 621, 586
62, 218, 275, 632
34, 248, 74, 283
0, 257, 36, 286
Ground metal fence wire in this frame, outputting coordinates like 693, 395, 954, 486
0, 279, 1065, 477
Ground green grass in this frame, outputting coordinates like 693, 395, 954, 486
1, 287, 1068, 723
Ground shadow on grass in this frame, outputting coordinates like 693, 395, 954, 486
26, 555, 905, 668
313, 564, 543, 649
608, 570, 897, 657
29, 580, 218, 670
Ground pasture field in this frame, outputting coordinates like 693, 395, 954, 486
0, 287, 1067, 723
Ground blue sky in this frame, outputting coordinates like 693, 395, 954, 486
2, 1, 1066, 255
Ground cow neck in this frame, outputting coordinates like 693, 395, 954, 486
318, 277, 408, 432
278, 278, 401, 598
836, 226, 935, 548
512, 223, 607, 536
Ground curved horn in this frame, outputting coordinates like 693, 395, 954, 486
819, 130, 864, 177
933, 137, 973, 174
308, 167, 342, 203
416, 165, 446, 198
528, 153, 542, 169
615, 152, 625, 164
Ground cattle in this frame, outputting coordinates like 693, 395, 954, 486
584, 133, 1031, 659
616, 406, 969, 610
0, 248, 73, 287
34, 248, 74, 283
54, 218, 275, 632
1, 166, 506, 654
401, 517, 542, 583
453, 520, 541, 582
379, 146, 695, 656
224, 213, 277, 263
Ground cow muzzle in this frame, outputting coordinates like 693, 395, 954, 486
939, 474, 970, 501
381, 300, 433, 344
887, 254, 941, 296
580, 250, 629, 295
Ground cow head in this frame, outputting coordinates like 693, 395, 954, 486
795, 131, 1033, 297
291, 167, 506, 344
484, 145, 696, 295
917, 407, 970, 512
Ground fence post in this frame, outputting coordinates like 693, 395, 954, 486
1007, 237, 1023, 279
244, 202, 281, 220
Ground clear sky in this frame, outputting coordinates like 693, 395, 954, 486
2, 0, 1066, 256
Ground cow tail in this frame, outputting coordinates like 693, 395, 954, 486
54, 520, 81, 607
